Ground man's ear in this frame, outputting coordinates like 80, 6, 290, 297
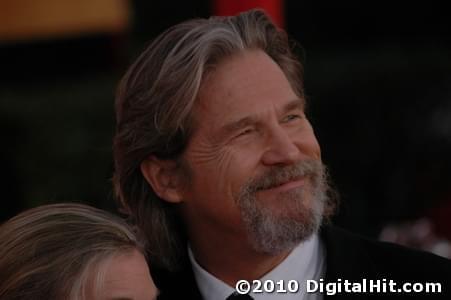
140, 156, 184, 203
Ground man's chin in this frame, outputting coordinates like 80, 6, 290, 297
241, 199, 323, 255
246, 219, 321, 255
237, 160, 329, 254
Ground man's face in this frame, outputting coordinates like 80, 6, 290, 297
179, 50, 326, 252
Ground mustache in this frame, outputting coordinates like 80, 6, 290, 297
242, 159, 323, 193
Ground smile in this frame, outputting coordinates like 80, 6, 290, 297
260, 176, 307, 194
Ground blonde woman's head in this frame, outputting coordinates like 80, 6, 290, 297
0, 203, 157, 300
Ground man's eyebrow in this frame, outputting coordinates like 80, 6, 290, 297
282, 98, 305, 113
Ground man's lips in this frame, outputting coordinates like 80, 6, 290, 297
257, 176, 307, 194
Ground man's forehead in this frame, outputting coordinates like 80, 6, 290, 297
195, 84, 305, 114
198, 52, 296, 101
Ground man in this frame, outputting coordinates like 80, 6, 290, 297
113, 9, 450, 299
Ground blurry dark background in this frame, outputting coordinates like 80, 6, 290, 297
1, 0, 450, 250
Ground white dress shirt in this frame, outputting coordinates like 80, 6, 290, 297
188, 233, 326, 300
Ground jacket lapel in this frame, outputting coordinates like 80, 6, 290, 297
321, 225, 377, 299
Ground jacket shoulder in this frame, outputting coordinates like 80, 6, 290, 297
322, 225, 451, 280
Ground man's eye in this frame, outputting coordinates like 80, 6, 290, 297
283, 114, 302, 122
236, 128, 254, 137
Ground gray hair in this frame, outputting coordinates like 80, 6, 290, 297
113, 9, 305, 270
0, 203, 145, 300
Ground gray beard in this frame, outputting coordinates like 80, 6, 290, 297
236, 159, 328, 254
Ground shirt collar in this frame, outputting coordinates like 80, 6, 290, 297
188, 246, 234, 300
188, 233, 325, 300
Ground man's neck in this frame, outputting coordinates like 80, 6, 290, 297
189, 231, 292, 287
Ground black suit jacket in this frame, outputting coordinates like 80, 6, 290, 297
153, 226, 451, 299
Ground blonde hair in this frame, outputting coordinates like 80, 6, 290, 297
0, 203, 145, 300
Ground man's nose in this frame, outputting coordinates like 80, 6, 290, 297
261, 126, 302, 166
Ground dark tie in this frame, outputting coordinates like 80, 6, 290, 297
226, 292, 254, 300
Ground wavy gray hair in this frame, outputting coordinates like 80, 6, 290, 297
113, 9, 308, 271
